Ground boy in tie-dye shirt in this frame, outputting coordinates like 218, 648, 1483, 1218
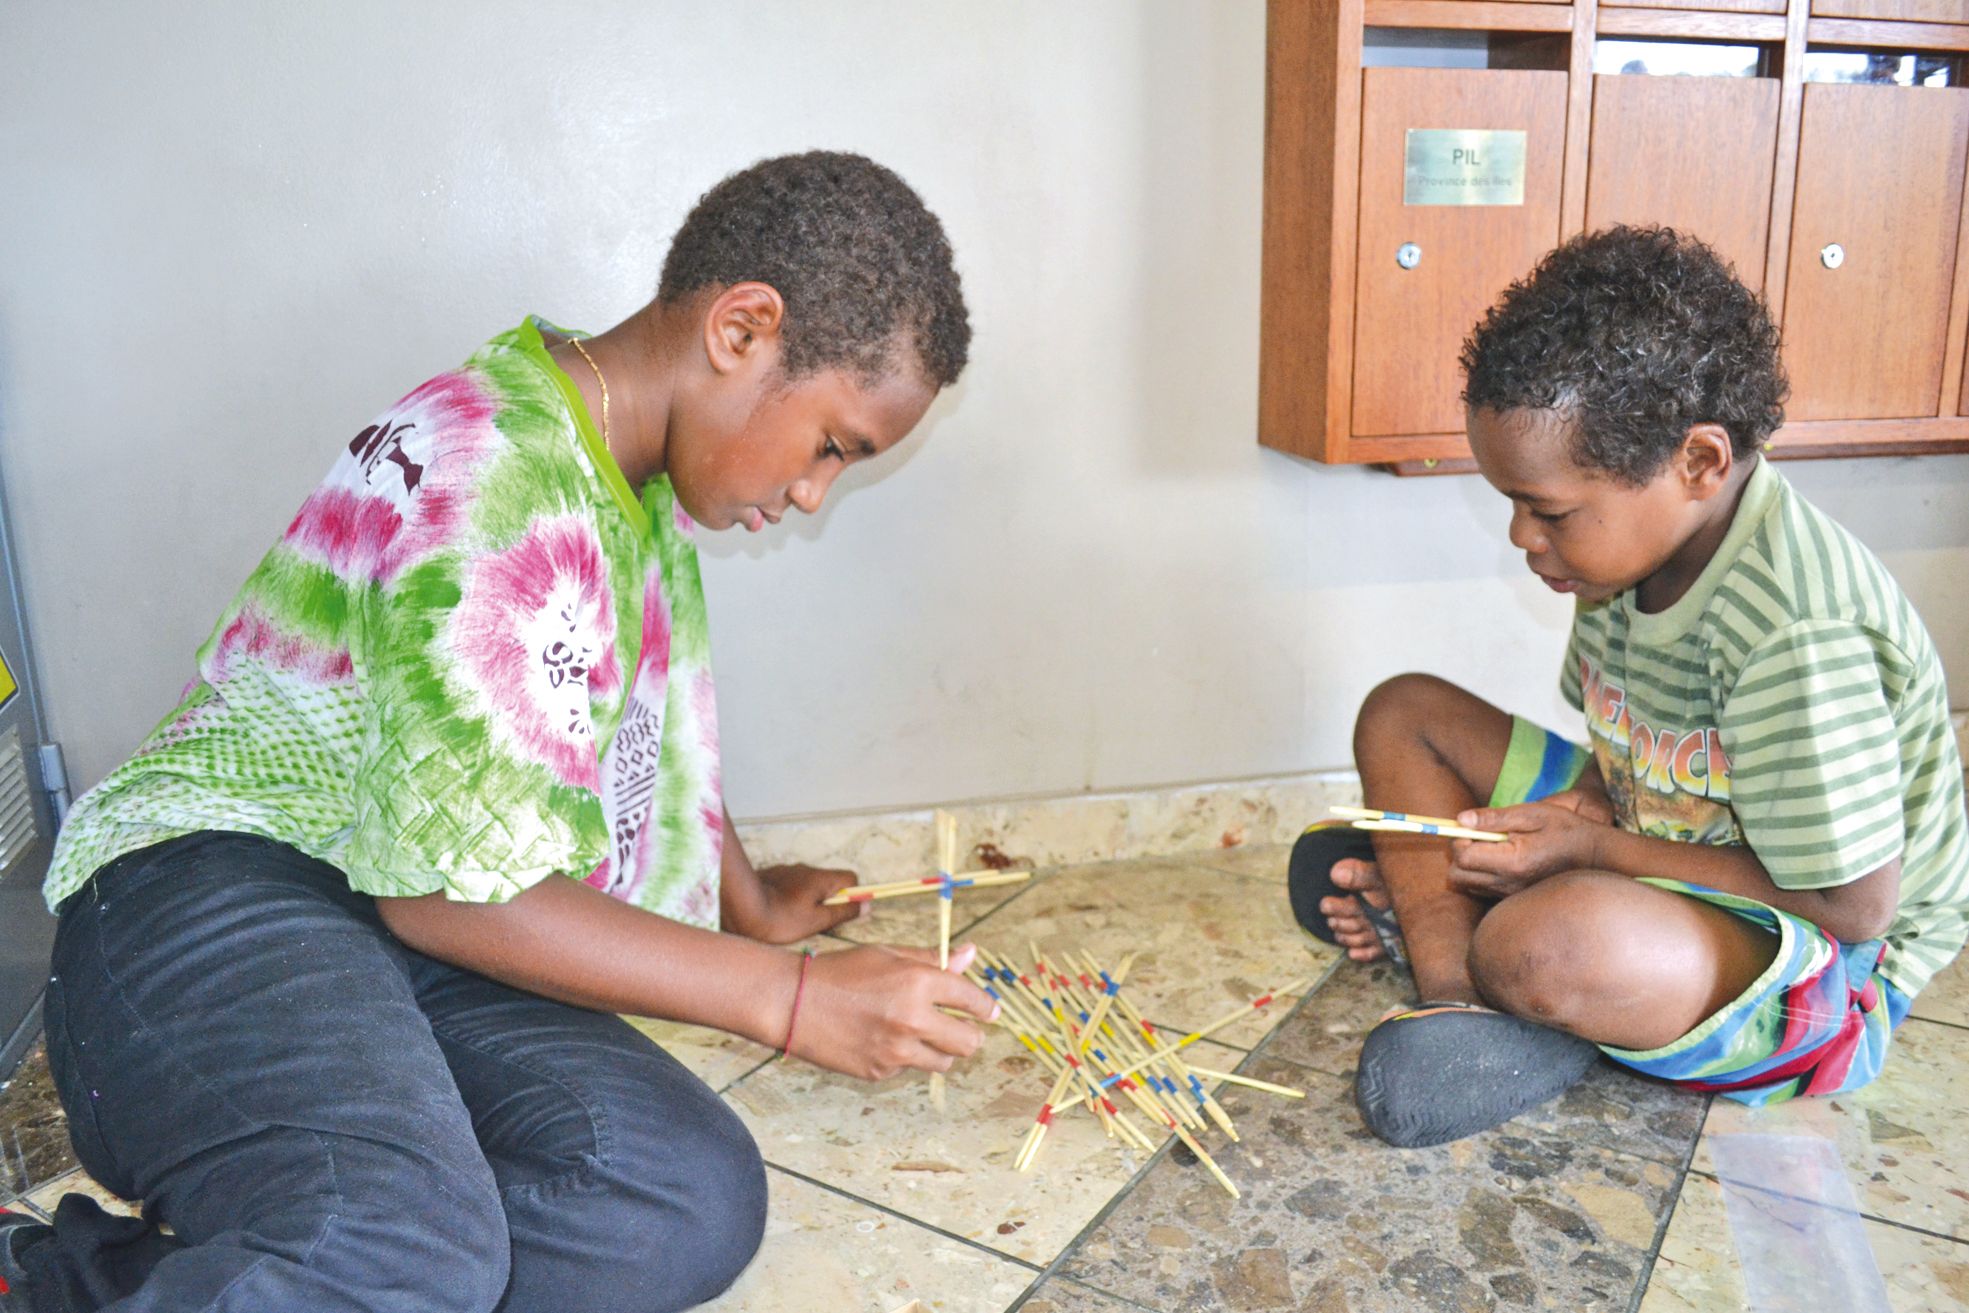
9, 153, 997, 1313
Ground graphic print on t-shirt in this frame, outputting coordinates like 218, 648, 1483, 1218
590, 573, 673, 903
1578, 655, 1742, 846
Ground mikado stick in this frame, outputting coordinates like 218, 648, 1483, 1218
931, 811, 957, 1114
1181, 1066, 1307, 1099
1015, 1062, 1078, 1172
1331, 805, 1506, 843
1080, 952, 1238, 1141
1097, 978, 1311, 1089
970, 968, 1127, 1142
821, 870, 1030, 906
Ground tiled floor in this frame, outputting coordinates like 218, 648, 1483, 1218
5, 843, 1969, 1311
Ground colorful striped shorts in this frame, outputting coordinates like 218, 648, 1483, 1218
1495, 717, 1912, 1106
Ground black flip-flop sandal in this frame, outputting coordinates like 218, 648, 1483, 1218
1354, 1001, 1601, 1148
1287, 822, 1407, 966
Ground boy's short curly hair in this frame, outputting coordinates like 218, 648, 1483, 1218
658, 151, 970, 389
1460, 226, 1787, 484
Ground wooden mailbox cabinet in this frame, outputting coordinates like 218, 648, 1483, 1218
1260, 0, 1969, 472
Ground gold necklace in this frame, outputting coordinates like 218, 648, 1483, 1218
567, 336, 612, 459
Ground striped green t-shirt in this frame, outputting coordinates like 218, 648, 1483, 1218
1561, 457, 1968, 997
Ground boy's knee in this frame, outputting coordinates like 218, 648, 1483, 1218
1353, 672, 1467, 754
419, 1202, 513, 1313
666, 1121, 768, 1300
580, 1095, 768, 1310
316, 1180, 511, 1313
1468, 874, 1632, 1029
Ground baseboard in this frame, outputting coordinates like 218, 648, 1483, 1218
735, 768, 1364, 884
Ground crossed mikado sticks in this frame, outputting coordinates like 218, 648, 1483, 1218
816, 810, 1034, 1112
819, 809, 1032, 906
969, 943, 1311, 1198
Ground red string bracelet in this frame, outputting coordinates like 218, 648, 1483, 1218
780, 949, 816, 1060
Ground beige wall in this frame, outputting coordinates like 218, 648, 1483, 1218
3, 2, 1967, 820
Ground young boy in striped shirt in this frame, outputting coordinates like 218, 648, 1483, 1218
1290, 226, 1969, 1147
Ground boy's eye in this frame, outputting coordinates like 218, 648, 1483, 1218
1532, 508, 1573, 525
823, 437, 846, 461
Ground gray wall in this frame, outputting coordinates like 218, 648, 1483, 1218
4, 2, 1967, 819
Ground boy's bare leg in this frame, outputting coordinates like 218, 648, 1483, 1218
1343, 674, 1521, 1002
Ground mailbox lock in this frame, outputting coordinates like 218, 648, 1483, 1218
1821, 243, 1845, 270
1396, 242, 1422, 270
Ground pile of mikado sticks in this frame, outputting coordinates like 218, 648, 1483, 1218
964, 944, 1310, 1199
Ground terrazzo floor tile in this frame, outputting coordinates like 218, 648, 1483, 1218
24, 1168, 141, 1220
1263, 960, 1708, 1167
1638, 1169, 1969, 1312
0, 1043, 76, 1198
957, 858, 1333, 1049
722, 1017, 1246, 1267
1169, 844, 1292, 883
624, 1016, 776, 1093
1691, 1015, 1969, 1239
700, 1168, 1037, 1313
1258, 958, 1414, 1079
1508, 1066, 1708, 1171
1057, 1054, 1682, 1312
829, 871, 1043, 952
1908, 952, 1967, 1028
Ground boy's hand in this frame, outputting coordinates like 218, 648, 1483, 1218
1446, 801, 1612, 899
1540, 786, 1615, 826
793, 942, 1000, 1080
730, 864, 862, 944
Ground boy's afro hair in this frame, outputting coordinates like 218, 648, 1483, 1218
659, 151, 970, 388
1461, 226, 1787, 484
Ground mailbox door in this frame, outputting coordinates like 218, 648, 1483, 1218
1352, 67, 1567, 439
1585, 73, 1781, 290
1782, 83, 1969, 421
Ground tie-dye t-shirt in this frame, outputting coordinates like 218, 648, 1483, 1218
45, 318, 724, 926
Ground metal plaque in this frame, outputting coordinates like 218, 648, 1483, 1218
1403, 129, 1527, 207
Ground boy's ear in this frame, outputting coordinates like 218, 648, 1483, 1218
1678, 423, 1735, 500
703, 282, 786, 375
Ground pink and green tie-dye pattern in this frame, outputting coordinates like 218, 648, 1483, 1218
46, 318, 724, 926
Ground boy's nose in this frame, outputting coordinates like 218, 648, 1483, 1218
1507, 508, 1545, 554
789, 465, 841, 515
788, 478, 825, 515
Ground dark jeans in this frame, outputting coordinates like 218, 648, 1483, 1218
28, 832, 766, 1312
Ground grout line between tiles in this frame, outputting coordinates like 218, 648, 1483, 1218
2, 1188, 53, 1223
993, 1127, 1187, 1312
1623, 1093, 1713, 1313
1682, 1166, 1969, 1249
713, 1053, 779, 1097
1237, 951, 1348, 1069
1004, 1275, 1167, 1313
1000, 967, 1347, 1313
1903, 1011, 1969, 1034
758, 1161, 1047, 1276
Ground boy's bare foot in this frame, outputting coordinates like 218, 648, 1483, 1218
1319, 857, 1394, 962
